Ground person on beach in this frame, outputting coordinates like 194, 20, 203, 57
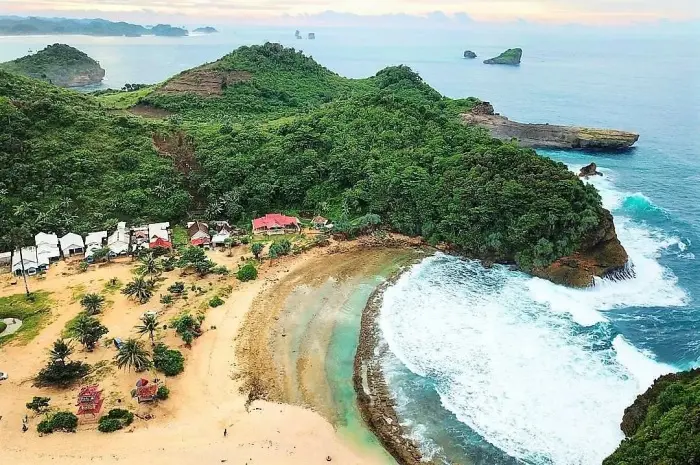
224, 428, 227, 437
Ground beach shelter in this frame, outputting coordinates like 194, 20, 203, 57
76, 384, 104, 416
135, 379, 158, 403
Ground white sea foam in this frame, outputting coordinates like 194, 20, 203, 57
379, 165, 686, 464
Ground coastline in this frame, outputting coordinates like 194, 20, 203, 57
354, 259, 438, 465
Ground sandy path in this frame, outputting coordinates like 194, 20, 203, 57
0, 248, 390, 465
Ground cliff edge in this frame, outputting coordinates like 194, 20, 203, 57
462, 102, 639, 150
533, 208, 631, 287
0, 44, 105, 87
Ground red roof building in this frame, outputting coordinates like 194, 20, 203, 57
149, 237, 172, 249
76, 384, 104, 416
252, 214, 300, 235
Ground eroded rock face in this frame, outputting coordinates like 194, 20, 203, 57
579, 162, 603, 178
533, 209, 631, 287
462, 102, 640, 150
61, 68, 105, 87
158, 69, 252, 97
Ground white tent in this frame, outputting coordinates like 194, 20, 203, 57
211, 231, 231, 246
84, 231, 108, 260
35, 232, 60, 263
59, 233, 85, 256
11, 247, 45, 275
107, 222, 130, 256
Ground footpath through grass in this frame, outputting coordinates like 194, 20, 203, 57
0, 291, 52, 346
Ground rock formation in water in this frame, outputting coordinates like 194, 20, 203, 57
462, 102, 640, 150
0, 44, 105, 87
463, 50, 477, 59
533, 209, 631, 287
193, 26, 218, 34
308, 32, 316, 40
484, 48, 522, 65
295, 30, 302, 39
579, 162, 603, 178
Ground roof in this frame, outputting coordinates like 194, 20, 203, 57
59, 233, 85, 250
252, 214, 300, 230
12, 247, 39, 269
85, 231, 107, 246
108, 227, 129, 246
211, 232, 230, 243
312, 216, 328, 224
35, 232, 58, 246
187, 221, 209, 237
136, 383, 158, 401
191, 237, 210, 246
150, 237, 172, 249
149, 223, 169, 241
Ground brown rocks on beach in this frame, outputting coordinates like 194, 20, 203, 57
579, 162, 603, 178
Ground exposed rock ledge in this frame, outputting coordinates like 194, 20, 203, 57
462, 102, 639, 150
532, 208, 632, 287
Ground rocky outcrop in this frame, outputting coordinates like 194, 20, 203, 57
533, 209, 631, 287
484, 48, 522, 65
295, 30, 302, 39
157, 69, 252, 97
463, 50, 477, 59
308, 32, 316, 40
462, 102, 640, 150
579, 162, 603, 178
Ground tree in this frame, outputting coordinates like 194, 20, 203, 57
135, 313, 159, 346
115, 338, 151, 372
153, 343, 185, 376
80, 293, 105, 315
1, 224, 33, 296
136, 252, 163, 278
251, 242, 264, 260
26, 396, 51, 413
172, 314, 202, 346
122, 277, 155, 304
72, 314, 108, 351
236, 263, 258, 282
91, 246, 111, 263
49, 339, 73, 363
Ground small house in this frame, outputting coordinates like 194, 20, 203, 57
35, 232, 60, 263
11, 247, 46, 275
312, 216, 329, 229
148, 222, 170, 245
252, 214, 301, 235
187, 221, 211, 248
149, 237, 172, 249
84, 231, 108, 261
131, 227, 150, 252
59, 233, 85, 256
107, 222, 130, 256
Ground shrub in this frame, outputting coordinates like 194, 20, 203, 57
172, 314, 202, 345
268, 239, 291, 258
98, 408, 134, 433
98, 417, 122, 433
236, 263, 258, 282
152, 344, 185, 376
160, 294, 174, 305
26, 396, 51, 413
156, 385, 170, 400
78, 261, 89, 272
35, 360, 90, 387
213, 265, 229, 275
240, 236, 250, 245
38, 411, 78, 433
251, 242, 264, 259
168, 281, 185, 294
209, 296, 224, 308
0, 321, 6, 333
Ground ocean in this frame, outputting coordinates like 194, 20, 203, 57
2, 24, 698, 464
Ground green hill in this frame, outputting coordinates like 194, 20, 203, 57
0, 44, 105, 87
4, 43, 608, 274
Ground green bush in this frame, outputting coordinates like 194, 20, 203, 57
156, 385, 170, 400
213, 265, 230, 275
268, 239, 291, 258
98, 408, 134, 433
160, 294, 174, 305
168, 281, 185, 294
35, 360, 90, 387
209, 296, 225, 308
26, 396, 51, 413
236, 263, 258, 282
0, 321, 6, 333
38, 411, 78, 433
78, 261, 89, 273
153, 343, 185, 376
98, 417, 122, 433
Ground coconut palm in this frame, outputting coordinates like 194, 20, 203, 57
80, 293, 106, 315
122, 277, 155, 304
72, 314, 108, 351
135, 313, 160, 346
136, 252, 163, 278
115, 338, 151, 372
49, 339, 73, 363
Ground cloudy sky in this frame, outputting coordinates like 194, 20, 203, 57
1, 0, 698, 25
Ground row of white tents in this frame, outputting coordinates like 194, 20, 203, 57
2, 222, 171, 276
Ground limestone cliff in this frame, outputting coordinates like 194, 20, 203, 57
533, 209, 631, 287
462, 102, 639, 150
0, 44, 104, 88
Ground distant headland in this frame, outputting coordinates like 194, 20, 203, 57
0, 16, 188, 37
193, 26, 218, 34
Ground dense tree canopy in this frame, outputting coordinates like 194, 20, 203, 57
1, 43, 605, 269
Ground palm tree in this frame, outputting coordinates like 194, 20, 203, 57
49, 339, 73, 363
72, 314, 109, 351
122, 277, 155, 304
3, 225, 33, 296
136, 252, 162, 278
115, 338, 151, 372
135, 313, 159, 346
80, 293, 105, 315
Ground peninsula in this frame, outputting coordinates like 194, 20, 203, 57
462, 102, 640, 150
0, 44, 105, 87
0, 17, 187, 37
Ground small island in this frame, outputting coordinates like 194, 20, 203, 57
463, 50, 477, 59
0, 44, 105, 88
193, 26, 218, 34
484, 48, 522, 65
0, 16, 187, 37
308, 32, 316, 40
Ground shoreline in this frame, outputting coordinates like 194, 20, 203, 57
354, 258, 438, 465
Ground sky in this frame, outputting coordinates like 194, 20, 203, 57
1, 0, 698, 26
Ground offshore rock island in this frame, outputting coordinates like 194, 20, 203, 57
0, 44, 105, 87
462, 102, 640, 150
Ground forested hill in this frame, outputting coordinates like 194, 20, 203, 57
3, 43, 609, 274
0, 17, 187, 37
0, 44, 105, 87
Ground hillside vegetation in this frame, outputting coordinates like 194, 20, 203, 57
4, 43, 603, 270
0, 44, 105, 87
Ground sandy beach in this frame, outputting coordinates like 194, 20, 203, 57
0, 238, 419, 465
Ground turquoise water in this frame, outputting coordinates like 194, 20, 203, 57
1, 24, 698, 464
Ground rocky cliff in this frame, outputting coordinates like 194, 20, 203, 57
0, 44, 104, 88
463, 50, 477, 59
484, 48, 522, 65
462, 102, 639, 150
533, 209, 631, 287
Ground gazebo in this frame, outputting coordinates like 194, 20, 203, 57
135, 378, 158, 403
76, 385, 104, 416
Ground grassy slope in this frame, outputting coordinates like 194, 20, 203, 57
0, 291, 52, 346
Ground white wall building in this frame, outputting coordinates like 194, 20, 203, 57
107, 222, 130, 256
35, 232, 60, 263
148, 222, 170, 243
12, 247, 47, 275
59, 233, 85, 256
84, 231, 107, 260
